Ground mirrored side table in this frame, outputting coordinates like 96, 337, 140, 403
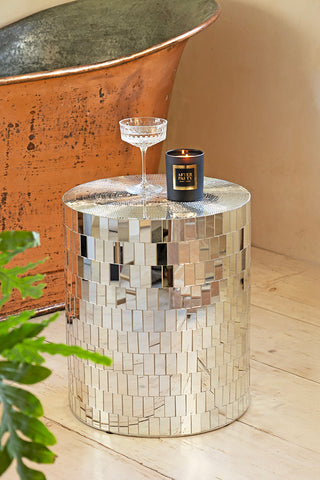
63, 174, 251, 437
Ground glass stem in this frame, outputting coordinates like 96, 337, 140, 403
140, 147, 148, 187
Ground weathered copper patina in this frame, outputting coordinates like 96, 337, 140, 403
0, 0, 220, 314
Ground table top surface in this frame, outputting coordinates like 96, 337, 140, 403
63, 175, 250, 220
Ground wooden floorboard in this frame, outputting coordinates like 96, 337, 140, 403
251, 304, 320, 382
3, 246, 320, 479
251, 247, 320, 327
243, 360, 319, 453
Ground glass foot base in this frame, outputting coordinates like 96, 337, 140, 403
127, 182, 162, 196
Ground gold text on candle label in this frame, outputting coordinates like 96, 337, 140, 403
173, 164, 197, 190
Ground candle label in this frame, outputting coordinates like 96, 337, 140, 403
173, 164, 197, 190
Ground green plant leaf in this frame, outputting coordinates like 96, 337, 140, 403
0, 231, 112, 480
17, 461, 46, 480
4, 261, 44, 277
0, 384, 43, 417
0, 444, 13, 474
0, 310, 34, 335
0, 268, 45, 300
37, 342, 112, 366
2, 341, 46, 365
0, 231, 40, 254
0, 361, 51, 384
0, 231, 40, 268
13, 439, 56, 464
11, 412, 56, 446
0, 415, 8, 442
0, 294, 10, 309
0, 323, 47, 354
0, 231, 44, 305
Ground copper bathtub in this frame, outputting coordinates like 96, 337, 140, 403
0, 0, 220, 314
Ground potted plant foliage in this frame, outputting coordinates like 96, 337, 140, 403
0, 231, 111, 479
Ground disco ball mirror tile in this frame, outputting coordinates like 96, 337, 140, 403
63, 175, 251, 436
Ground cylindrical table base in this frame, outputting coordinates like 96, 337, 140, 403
64, 175, 251, 437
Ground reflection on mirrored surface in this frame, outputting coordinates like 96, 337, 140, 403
63, 175, 250, 220
64, 174, 251, 437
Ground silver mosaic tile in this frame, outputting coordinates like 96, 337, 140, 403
64, 175, 251, 437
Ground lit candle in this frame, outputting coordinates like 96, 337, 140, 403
165, 148, 204, 201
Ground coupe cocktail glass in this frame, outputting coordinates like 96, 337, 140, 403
119, 117, 167, 195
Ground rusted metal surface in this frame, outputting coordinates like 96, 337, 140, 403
0, 0, 220, 79
0, 0, 220, 315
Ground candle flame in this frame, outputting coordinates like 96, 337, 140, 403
181, 149, 189, 157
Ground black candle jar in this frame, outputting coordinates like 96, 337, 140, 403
166, 149, 204, 202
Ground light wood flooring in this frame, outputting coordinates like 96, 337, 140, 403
3, 247, 320, 479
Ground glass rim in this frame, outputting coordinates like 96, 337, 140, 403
119, 117, 167, 126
